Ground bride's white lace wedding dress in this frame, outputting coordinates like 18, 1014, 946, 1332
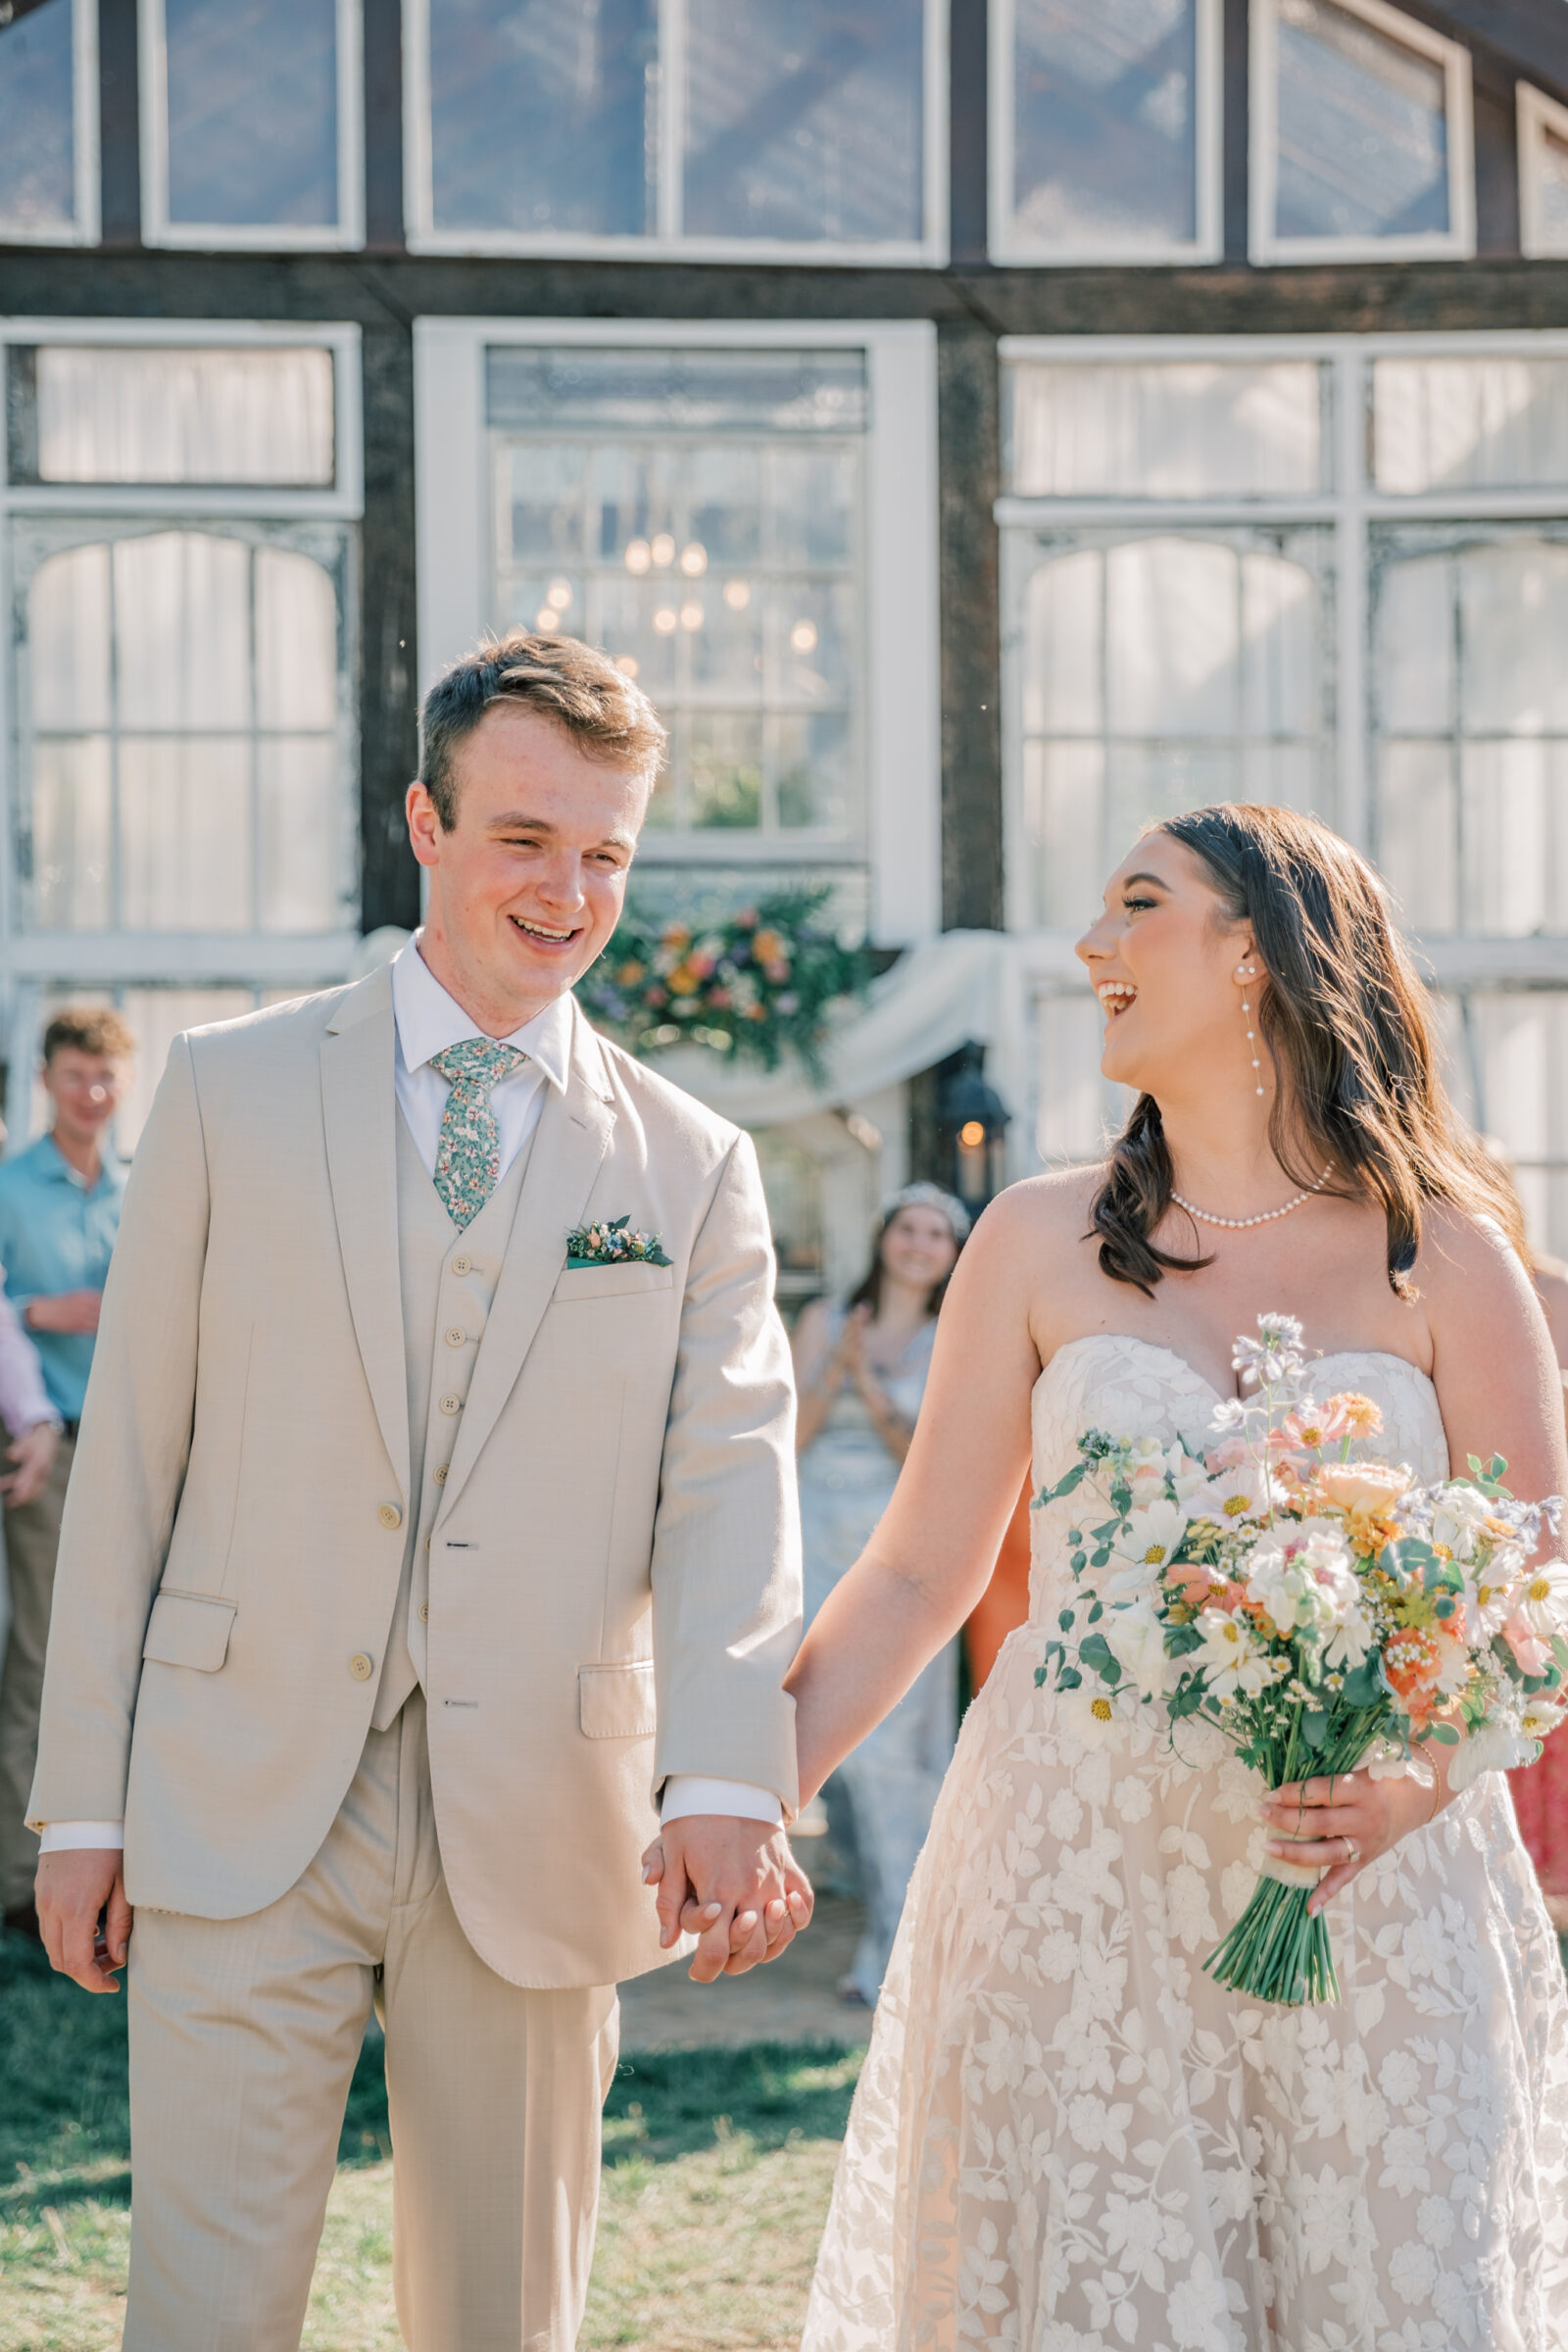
803, 1335, 1568, 2352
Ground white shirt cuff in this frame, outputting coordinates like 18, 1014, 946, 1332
37, 1821, 124, 1853
660, 1776, 783, 1827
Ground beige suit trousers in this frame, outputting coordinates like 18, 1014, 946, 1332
123, 1692, 618, 2352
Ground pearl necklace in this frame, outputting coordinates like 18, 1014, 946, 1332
1170, 1167, 1333, 1232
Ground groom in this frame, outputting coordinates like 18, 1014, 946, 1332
28, 633, 808, 2350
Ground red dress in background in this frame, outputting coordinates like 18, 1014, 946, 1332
1512, 1728, 1568, 1933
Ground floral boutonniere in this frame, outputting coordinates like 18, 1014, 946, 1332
566, 1215, 672, 1270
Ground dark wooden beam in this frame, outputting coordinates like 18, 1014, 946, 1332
1223, 0, 1250, 263
937, 323, 1003, 933
1394, 0, 1568, 110
359, 318, 420, 930
364, 0, 405, 253
949, 0, 988, 268
97, 0, 140, 247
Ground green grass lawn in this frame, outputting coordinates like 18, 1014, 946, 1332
0, 1932, 861, 2351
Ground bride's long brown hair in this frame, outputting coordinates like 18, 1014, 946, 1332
1091, 803, 1516, 1298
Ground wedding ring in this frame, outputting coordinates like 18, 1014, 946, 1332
1341, 1836, 1359, 1865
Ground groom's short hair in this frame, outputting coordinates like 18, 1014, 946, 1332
420, 630, 666, 830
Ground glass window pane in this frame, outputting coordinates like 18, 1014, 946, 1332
1007, 361, 1323, 497
683, 0, 924, 246
689, 714, 763, 829
258, 738, 345, 928
118, 990, 256, 1149
119, 738, 251, 929
1239, 550, 1317, 737
164, 0, 338, 228
487, 346, 867, 435
1458, 542, 1568, 738
28, 739, 112, 930
28, 544, 112, 732
1033, 989, 1128, 1162
427, 0, 658, 237
256, 548, 339, 732
774, 711, 851, 830
1377, 740, 1457, 933
0, 0, 76, 235
37, 346, 335, 484
1374, 358, 1568, 494
1460, 742, 1568, 937
1274, 0, 1450, 243
1531, 122, 1568, 257
114, 534, 251, 733
1008, 0, 1199, 253
1023, 549, 1103, 738
1026, 740, 1103, 929
1374, 550, 1452, 733
505, 445, 586, 564
1106, 537, 1239, 737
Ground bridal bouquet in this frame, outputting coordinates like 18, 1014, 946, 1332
1036, 1314, 1568, 2006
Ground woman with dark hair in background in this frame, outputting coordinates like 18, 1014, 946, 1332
792, 1184, 967, 2008
793, 804, 1568, 2350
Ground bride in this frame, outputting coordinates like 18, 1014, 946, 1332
789, 804, 1568, 2351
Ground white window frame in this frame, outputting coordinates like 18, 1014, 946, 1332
414, 316, 941, 947
0, 0, 100, 248
403, 0, 949, 266
0, 317, 365, 1060
138, 0, 365, 251
987, 0, 1223, 268
1519, 80, 1568, 262
1249, 0, 1475, 266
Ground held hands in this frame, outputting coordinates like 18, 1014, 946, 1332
0, 1418, 57, 1506
641, 1815, 813, 1982
1261, 1766, 1445, 1915
35, 1847, 132, 1993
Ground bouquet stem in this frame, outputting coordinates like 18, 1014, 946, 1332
1205, 1867, 1339, 2005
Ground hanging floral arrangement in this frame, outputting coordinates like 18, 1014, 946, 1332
578, 886, 868, 1078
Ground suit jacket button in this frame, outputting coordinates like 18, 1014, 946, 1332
377, 1503, 402, 1529
439, 1395, 462, 1415
350, 1652, 374, 1681
418, 1602, 429, 1621
445, 1327, 467, 1348
433, 1464, 449, 1485
452, 1255, 471, 1276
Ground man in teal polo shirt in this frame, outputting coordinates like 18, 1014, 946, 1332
0, 1006, 132, 1935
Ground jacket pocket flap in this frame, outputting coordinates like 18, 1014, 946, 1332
578, 1660, 657, 1739
143, 1590, 237, 1674
553, 1261, 675, 1302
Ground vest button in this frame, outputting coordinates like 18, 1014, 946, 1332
452, 1255, 472, 1276
445, 1326, 467, 1348
439, 1395, 462, 1415
349, 1652, 374, 1681
377, 1502, 402, 1530
433, 1463, 449, 1485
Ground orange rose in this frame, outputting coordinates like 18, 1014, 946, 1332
1317, 1462, 1411, 1516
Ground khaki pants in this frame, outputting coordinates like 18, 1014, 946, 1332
124, 1692, 619, 2352
0, 1435, 72, 1911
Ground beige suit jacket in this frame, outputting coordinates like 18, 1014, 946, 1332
29, 968, 802, 1986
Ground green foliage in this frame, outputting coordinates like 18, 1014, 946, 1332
577, 887, 869, 1079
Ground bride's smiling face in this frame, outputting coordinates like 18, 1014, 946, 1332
1075, 832, 1256, 1095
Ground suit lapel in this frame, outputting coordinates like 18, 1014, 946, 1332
439, 1004, 614, 1514
320, 967, 409, 1500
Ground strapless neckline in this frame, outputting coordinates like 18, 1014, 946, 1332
1036, 1330, 1437, 1414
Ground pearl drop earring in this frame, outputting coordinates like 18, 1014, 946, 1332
1239, 965, 1264, 1098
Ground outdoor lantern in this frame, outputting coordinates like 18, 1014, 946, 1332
934, 1042, 1011, 1215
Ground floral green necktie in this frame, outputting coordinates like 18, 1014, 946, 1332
429, 1039, 530, 1231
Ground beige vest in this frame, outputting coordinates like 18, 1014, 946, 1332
372, 1115, 537, 1729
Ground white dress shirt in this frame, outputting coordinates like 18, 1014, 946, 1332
40, 942, 779, 1854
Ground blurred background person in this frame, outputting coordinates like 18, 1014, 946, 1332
0, 1007, 131, 1938
792, 1183, 966, 2007
965, 1474, 1035, 1694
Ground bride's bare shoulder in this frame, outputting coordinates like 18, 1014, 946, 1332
965, 1162, 1106, 1268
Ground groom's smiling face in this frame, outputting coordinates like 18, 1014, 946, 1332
407, 703, 652, 1031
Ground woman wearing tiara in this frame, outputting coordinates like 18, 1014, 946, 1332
793, 1183, 967, 2007
788, 805, 1568, 2350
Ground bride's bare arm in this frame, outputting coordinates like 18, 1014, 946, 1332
786, 1186, 1052, 1801
1264, 1206, 1568, 1910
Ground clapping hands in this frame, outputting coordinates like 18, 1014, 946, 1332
641, 1815, 814, 1982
